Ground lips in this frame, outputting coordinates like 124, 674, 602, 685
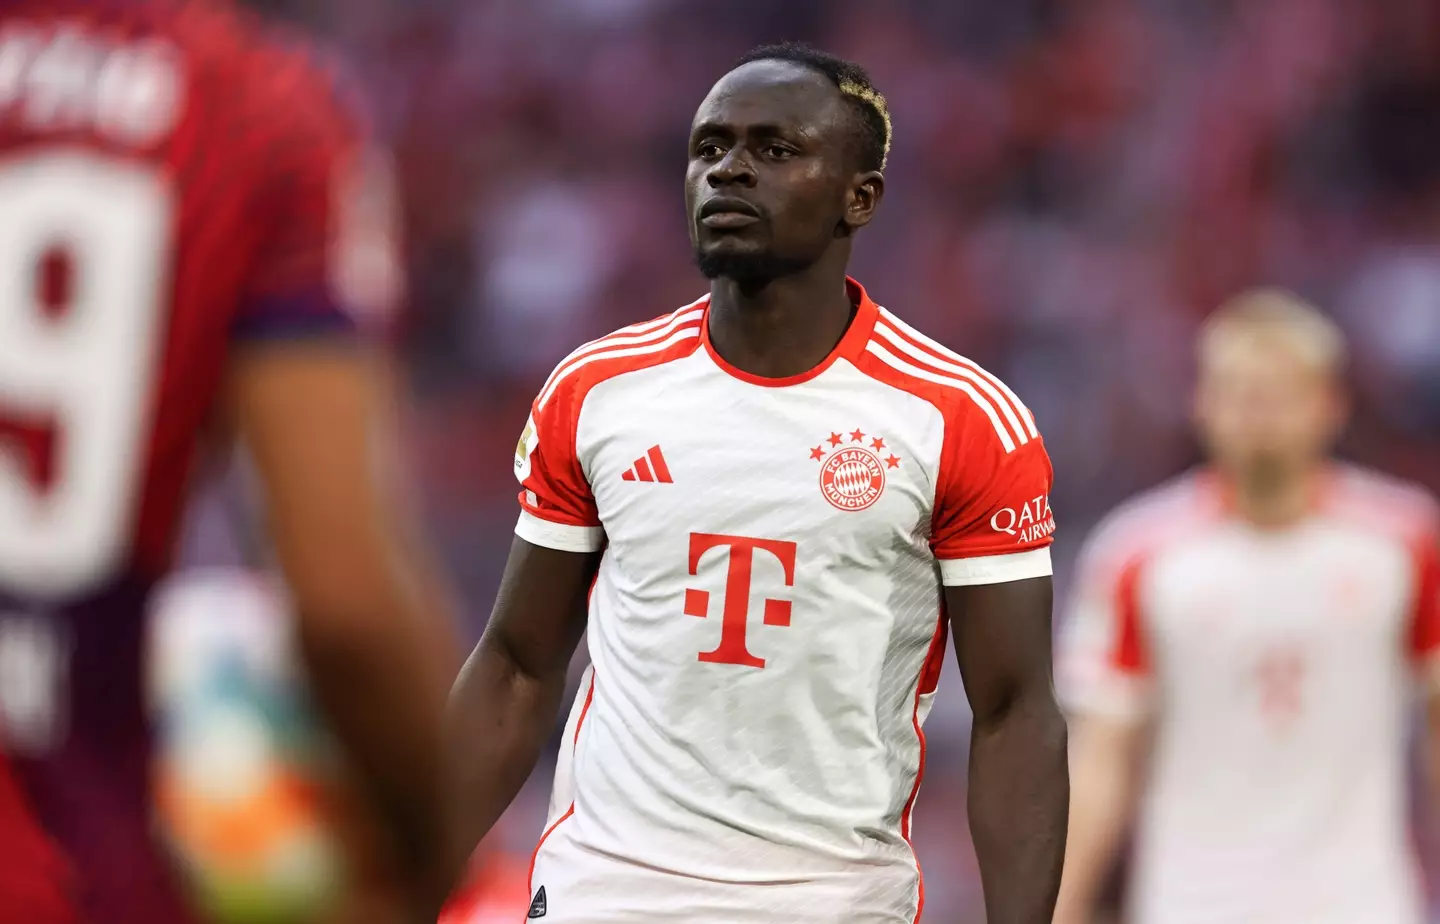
698, 197, 762, 229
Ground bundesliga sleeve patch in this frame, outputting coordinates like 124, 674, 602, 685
514, 413, 539, 483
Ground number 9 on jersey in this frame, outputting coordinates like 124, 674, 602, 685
0, 153, 171, 598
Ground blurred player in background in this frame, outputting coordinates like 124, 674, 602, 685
0, 1, 460, 921
447, 43, 1068, 924
1054, 290, 1440, 924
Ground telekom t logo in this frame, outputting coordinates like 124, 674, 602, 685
683, 532, 798, 669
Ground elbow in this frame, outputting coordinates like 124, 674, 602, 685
468, 621, 558, 692
972, 680, 1068, 749
289, 567, 453, 681
454, 622, 558, 705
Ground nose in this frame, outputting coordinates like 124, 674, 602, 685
707, 146, 756, 188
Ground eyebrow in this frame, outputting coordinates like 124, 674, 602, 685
689, 121, 802, 141
689, 121, 731, 140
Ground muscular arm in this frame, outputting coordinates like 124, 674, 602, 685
225, 344, 462, 917
1052, 715, 1147, 924
445, 536, 600, 859
947, 576, 1068, 924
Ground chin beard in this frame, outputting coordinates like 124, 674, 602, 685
694, 247, 810, 285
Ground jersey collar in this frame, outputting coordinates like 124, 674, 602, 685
1202, 464, 1340, 529
700, 276, 879, 388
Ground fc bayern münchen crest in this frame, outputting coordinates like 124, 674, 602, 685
810, 429, 902, 512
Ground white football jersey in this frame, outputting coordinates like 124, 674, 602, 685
1059, 467, 1440, 924
512, 280, 1056, 924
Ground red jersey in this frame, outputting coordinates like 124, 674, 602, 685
0, 1, 399, 921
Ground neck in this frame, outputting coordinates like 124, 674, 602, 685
706, 253, 856, 379
1225, 463, 1328, 528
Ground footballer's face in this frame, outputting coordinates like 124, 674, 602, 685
686, 61, 880, 284
1195, 332, 1346, 484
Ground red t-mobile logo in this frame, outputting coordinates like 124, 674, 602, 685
683, 532, 797, 668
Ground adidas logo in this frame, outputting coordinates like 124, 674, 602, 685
528, 885, 547, 918
621, 445, 673, 483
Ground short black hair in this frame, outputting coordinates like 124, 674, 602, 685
733, 42, 892, 173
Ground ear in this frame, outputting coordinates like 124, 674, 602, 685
842, 171, 885, 233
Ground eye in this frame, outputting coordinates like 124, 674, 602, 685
763, 144, 797, 160
695, 142, 725, 159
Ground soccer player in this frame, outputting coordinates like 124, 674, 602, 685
0, 2, 459, 921
447, 43, 1069, 924
1053, 290, 1440, 924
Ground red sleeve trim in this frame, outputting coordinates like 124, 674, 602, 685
1112, 554, 1150, 675
1409, 539, 1440, 660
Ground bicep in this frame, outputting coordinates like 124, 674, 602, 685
946, 576, 1056, 722
481, 536, 600, 681
224, 344, 407, 618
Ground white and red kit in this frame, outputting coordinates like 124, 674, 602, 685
511, 279, 1056, 924
1058, 467, 1440, 924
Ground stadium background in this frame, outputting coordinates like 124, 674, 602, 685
171, 0, 1440, 920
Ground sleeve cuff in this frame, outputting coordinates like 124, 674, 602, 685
515, 509, 604, 553
939, 547, 1052, 586
231, 292, 363, 341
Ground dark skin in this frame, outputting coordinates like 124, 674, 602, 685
445, 539, 598, 859
685, 59, 883, 377
952, 576, 1068, 924
446, 60, 1067, 924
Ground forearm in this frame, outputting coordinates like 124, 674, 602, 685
445, 633, 570, 858
298, 599, 459, 913
1053, 766, 1128, 922
968, 689, 1069, 924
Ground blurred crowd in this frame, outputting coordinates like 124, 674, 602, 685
183, 0, 1440, 920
